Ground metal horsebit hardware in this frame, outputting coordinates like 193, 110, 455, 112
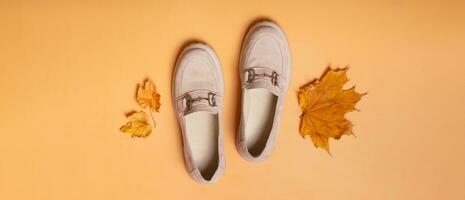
245, 68, 279, 86
184, 92, 217, 110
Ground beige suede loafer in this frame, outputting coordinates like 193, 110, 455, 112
236, 21, 292, 162
172, 43, 225, 184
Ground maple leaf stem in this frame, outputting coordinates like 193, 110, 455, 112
148, 109, 156, 127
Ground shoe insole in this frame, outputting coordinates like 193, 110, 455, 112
243, 88, 278, 157
185, 112, 219, 180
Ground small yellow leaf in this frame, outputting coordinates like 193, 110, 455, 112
120, 111, 152, 138
136, 79, 161, 112
298, 67, 365, 153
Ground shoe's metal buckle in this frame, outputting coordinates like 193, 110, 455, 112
184, 94, 193, 110
271, 71, 279, 86
246, 68, 256, 84
245, 68, 279, 86
184, 92, 217, 110
208, 92, 217, 107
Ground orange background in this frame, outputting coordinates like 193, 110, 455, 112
1, 0, 465, 199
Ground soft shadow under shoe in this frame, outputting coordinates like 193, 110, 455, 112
236, 21, 292, 162
172, 43, 225, 184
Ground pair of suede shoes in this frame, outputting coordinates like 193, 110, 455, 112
172, 21, 291, 184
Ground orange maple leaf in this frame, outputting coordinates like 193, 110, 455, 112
136, 79, 161, 112
298, 67, 365, 153
120, 111, 152, 138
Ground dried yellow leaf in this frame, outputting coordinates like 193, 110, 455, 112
120, 111, 152, 138
298, 67, 364, 153
136, 79, 161, 112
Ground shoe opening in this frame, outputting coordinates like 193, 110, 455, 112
184, 112, 220, 180
243, 88, 278, 157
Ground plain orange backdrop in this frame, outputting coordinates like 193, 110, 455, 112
1, 0, 465, 200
